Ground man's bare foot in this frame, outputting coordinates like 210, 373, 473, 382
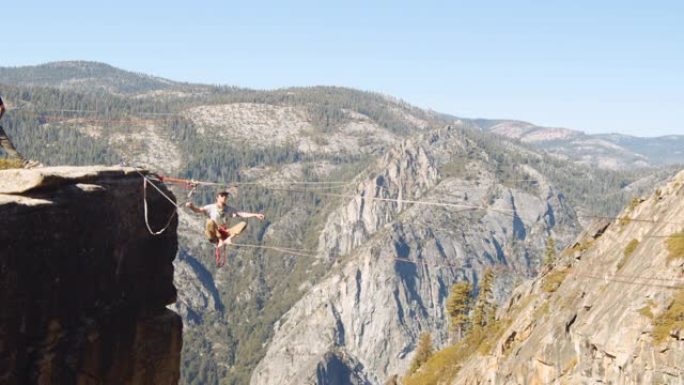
23, 160, 43, 169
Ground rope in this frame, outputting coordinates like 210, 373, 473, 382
138, 171, 182, 208
160, 175, 355, 188
216, 244, 227, 267
137, 172, 320, 255
229, 243, 317, 258
287, 187, 684, 226
157, 174, 684, 227
596, 272, 684, 283
142, 177, 178, 235
277, 188, 519, 214
10, 106, 178, 116
390, 259, 684, 291
571, 272, 684, 290
160, 177, 684, 229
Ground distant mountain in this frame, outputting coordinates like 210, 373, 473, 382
472, 119, 684, 170
595, 133, 684, 166
0, 61, 205, 95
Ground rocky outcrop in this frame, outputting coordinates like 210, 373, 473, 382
251, 127, 581, 385
450, 169, 684, 384
318, 138, 439, 260
0, 166, 181, 385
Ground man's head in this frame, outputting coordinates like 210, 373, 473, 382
216, 191, 230, 205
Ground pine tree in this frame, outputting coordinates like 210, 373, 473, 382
543, 236, 556, 268
446, 281, 472, 340
472, 268, 496, 329
408, 332, 433, 374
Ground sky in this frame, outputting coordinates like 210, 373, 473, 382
3, 0, 683, 136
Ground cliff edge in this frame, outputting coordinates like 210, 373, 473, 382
0, 166, 181, 385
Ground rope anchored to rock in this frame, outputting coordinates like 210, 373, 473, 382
141, 172, 179, 235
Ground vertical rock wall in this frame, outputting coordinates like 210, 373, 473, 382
0, 167, 182, 385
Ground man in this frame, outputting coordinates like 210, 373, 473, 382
186, 190, 265, 248
0, 95, 27, 164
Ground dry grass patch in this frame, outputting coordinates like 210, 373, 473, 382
573, 239, 594, 253
627, 197, 641, 212
0, 158, 23, 170
624, 239, 639, 257
618, 216, 632, 228
652, 289, 684, 344
666, 232, 684, 262
542, 268, 570, 293
638, 305, 654, 320
618, 239, 639, 270
403, 320, 511, 385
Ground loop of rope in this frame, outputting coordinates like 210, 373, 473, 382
137, 172, 320, 256
142, 177, 178, 235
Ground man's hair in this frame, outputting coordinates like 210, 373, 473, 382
217, 191, 230, 198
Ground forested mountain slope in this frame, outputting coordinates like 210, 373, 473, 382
1, 61, 679, 385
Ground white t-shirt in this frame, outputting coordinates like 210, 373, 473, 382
202, 203, 238, 226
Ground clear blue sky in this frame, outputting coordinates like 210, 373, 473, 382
3, 1, 683, 136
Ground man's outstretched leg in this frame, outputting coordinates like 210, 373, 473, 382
224, 221, 247, 245
0, 125, 26, 164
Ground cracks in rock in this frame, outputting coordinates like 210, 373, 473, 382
330, 303, 346, 347
354, 269, 362, 306
492, 237, 507, 264
565, 313, 577, 335
392, 288, 406, 326
510, 195, 527, 241
545, 202, 556, 228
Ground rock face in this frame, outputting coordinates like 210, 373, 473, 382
251, 127, 581, 385
0, 166, 182, 385
449, 169, 684, 384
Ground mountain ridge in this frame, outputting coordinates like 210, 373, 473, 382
0, 60, 203, 95
470, 118, 684, 170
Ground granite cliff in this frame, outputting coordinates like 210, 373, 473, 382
449, 169, 684, 384
251, 126, 582, 384
405, 169, 684, 385
0, 166, 182, 385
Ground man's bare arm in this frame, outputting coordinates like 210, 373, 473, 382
185, 202, 207, 216
237, 212, 265, 220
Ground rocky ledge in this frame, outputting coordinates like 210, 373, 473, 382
0, 166, 181, 385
